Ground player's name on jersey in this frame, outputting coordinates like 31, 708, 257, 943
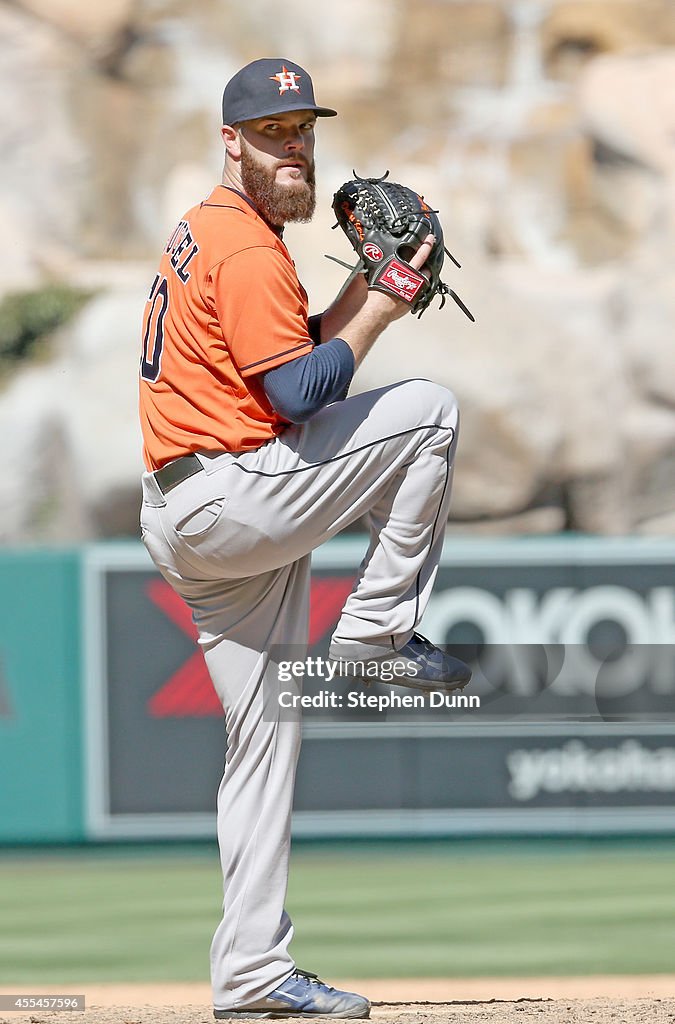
164, 219, 200, 283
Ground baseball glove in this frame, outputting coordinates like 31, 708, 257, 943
330, 172, 474, 320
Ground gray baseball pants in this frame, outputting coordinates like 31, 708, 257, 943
139, 378, 459, 1010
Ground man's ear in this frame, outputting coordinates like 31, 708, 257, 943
221, 124, 241, 161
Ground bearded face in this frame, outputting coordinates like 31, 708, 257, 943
239, 133, 316, 226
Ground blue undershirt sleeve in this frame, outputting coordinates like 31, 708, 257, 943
262, 337, 355, 424
307, 314, 323, 345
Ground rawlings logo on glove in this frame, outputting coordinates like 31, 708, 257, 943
330, 172, 475, 320
378, 257, 426, 301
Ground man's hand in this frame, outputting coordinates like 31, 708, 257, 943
364, 234, 435, 323
336, 234, 436, 369
320, 234, 435, 342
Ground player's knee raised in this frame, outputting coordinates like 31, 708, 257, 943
400, 378, 458, 430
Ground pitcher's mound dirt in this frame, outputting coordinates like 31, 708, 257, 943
1, 978, 673, 1024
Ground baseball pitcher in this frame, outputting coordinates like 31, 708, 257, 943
139, 57, 472, 1019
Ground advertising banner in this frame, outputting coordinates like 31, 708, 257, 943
83, 538, 675, 838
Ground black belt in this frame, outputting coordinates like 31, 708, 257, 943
154, 454, 203, 494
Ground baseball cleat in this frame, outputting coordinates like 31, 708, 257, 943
333, 632, 472, 694
214, 969, 370, 1018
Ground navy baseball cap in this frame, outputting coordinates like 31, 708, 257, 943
222, 58, 337, 125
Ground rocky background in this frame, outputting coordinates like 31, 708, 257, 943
1, 0, 674, 541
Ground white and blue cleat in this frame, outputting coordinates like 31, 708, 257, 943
214, 969, 371, 1018
332, 631, 472, 694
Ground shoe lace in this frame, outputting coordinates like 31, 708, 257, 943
410, 631, 437, 654
294, 968, 328, 988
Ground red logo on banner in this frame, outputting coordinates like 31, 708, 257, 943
145, 581, 219, 717
146, 575, 356, 718
308, 576, 356, 645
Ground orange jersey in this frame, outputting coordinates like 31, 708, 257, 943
139, 186, 314, 470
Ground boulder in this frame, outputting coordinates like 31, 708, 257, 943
578, 50, 675, 175
578, 50, 675, 234
0, 367, 67, 542
0, 284, 147, 541
0, 6, 85, 291
55, 286, 147, 536
543, 1, 675, 80
0, 2, 673, 539
620, 267, 675, 410
16, 0, 135, 50
624, 401, 675, 528
353, 259, 633, 533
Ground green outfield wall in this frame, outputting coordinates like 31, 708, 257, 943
0, 549, 83, 841
0, 538, 674, 844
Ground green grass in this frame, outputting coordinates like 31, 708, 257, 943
1, 841, 674, 983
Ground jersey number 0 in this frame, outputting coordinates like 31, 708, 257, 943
140, 275, 169, 382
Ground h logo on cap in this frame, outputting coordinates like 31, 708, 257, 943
221, 58, 337, 125
270, 66, 301, 95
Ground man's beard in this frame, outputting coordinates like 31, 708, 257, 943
240, 137, 316, 225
